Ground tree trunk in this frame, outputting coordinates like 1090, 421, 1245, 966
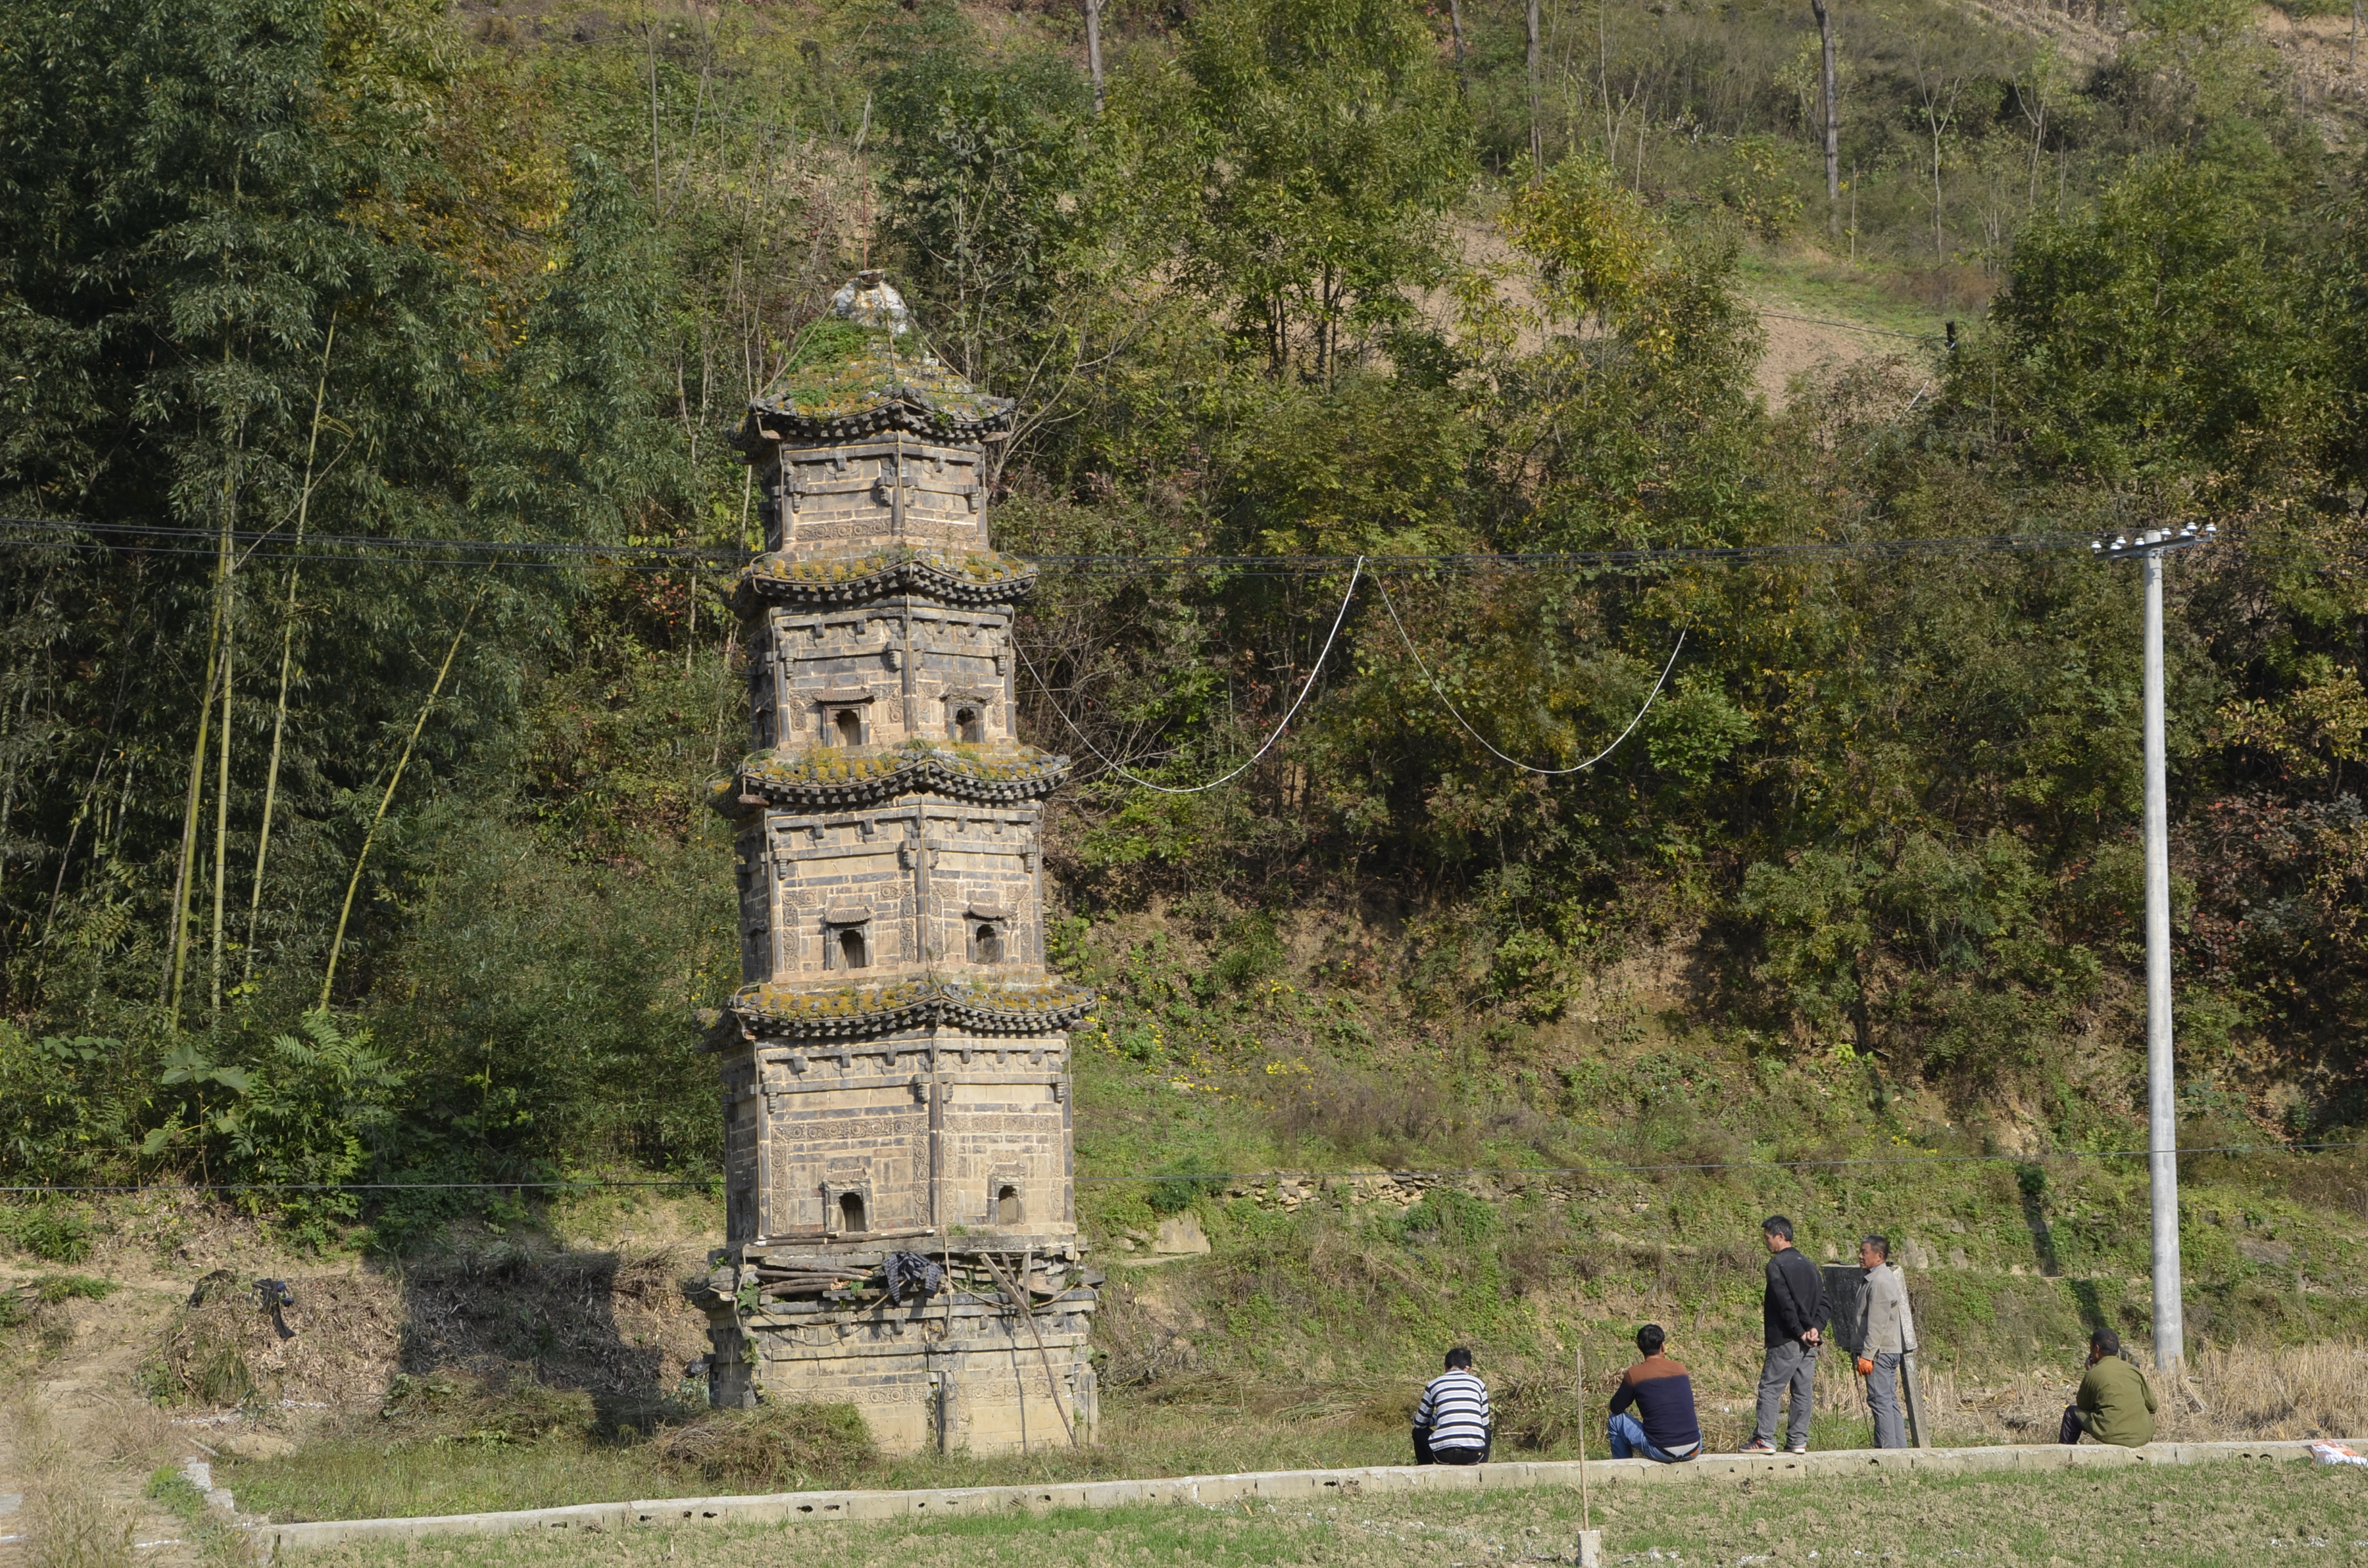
1085, 0, 1105, 113
1447, 0, 1470, 98
166, 565, 225, 1023
1812, 0, 1840, 234
1527, 0, 1543, 180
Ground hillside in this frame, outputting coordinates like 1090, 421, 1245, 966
4, 0, 2368, 1518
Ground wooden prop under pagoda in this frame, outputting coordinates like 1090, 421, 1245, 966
693, 272, 1099, 1455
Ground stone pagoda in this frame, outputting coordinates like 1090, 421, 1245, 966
693, 273, 1098, 1455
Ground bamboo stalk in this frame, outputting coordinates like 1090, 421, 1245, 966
209, 571, 235, 1013
319, 597, 478, 1009
171, 336, 242, 1020
245, 320, 336, 990
0, 678, 33, 902
166, 556, 227, 1022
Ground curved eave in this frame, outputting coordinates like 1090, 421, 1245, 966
711, 745, 1072, 817
734, 393, 1015, 452
730, 980, 1095, 1040
730, 551, 1037, 612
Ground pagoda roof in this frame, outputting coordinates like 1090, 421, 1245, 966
729, 547, 1036, 612
711, 737, 1072, 816
730, 975, 1094, 1040
736, 274, 1014, 448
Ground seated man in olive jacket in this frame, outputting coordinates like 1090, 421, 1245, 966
2058, 1328, 2157, 1447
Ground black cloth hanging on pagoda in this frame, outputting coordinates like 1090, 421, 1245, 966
883, 1252, 942, 1303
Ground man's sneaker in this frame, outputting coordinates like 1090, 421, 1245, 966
1738, 1438, 1778, 1454
1786, 1442, 1810, 1455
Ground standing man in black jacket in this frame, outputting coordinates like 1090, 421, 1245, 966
1740, 1214, 1827, 1455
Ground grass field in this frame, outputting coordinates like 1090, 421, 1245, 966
219, 1397, 1883, 1523
283, 1460, 2368, 1568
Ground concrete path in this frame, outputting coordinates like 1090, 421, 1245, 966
262, 1437, 2347, 1554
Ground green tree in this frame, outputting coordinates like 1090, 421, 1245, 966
1180, 0, 1472, 381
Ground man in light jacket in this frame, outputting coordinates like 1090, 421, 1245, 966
1850, 1234, 1917, 1449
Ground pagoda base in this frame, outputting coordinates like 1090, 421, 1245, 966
697, 1245, 1099, 1456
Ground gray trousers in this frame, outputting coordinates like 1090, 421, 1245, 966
1865, 1350, 1905, 1448
1752, 1339, 1818, 1447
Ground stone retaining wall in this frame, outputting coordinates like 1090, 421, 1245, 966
262, 1439, 2342, 1555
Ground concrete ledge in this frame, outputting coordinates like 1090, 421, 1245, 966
260, 1438, 2350, 1555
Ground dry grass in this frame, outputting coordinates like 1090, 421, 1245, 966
648, 1403, 877, 1488
11, 1399, 138, 1568
79, 1395, 183, 1467
1917, 1339, 2368, 1446
2185, 1339, 2368, 1439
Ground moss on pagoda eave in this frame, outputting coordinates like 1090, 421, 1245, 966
708, 741, 1071, 815
732, 349, 1016, 449
727, 546, 1037, 610
728, 977, 1096, 1040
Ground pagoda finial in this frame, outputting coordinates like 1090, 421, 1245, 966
830, 270, 912, 336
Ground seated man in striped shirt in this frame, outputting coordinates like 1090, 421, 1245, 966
1412, 1346, 1492, 1466
1606, 1323, 1702, 1463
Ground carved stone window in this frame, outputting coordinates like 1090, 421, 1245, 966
829, 707, 864, 746
825, 911, 873, 970
944, 693, 992, 744
967, 901, 1011, 965
996, 1184, 1021, 1225
823, 1155, 875, 1236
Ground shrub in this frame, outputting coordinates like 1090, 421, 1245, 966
137, 1294, 259, 1408
1, 1203, 95, 1264
377, 1368, 596, 1448
650, 1401, 875, 1488
1146, 1157, 1226, 1216
1398, 1189, 1497, 1248
142, 1467, 206, 1523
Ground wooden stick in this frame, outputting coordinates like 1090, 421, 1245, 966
1575, 1341, 1591, 1535
982, 1250, 1077, 1447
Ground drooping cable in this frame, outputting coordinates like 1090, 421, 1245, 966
1014, 558, 1366, 795
1372, 573, 1686, 776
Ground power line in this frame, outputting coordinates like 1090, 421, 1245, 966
1374, 571, 1686, 774
1015, 559, 1367, 793
3, 1139, 2359, 1195
0, 516, 741, 562
1754, 307, 1936, 341
2, 514, 2345, 576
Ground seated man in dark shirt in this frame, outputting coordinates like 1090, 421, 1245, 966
1606, 1323, 1703, 1464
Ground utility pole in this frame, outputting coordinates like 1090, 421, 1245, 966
2093, 521, 2214, 1376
